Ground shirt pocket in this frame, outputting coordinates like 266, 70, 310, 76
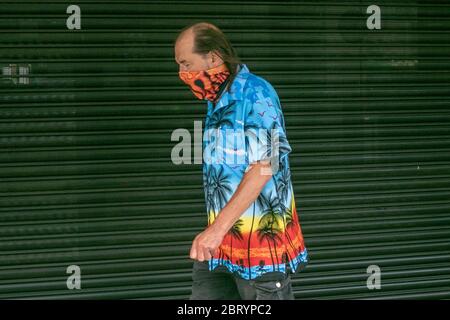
252, 277, 293, 300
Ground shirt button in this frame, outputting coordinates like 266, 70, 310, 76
276, 282, 281, 288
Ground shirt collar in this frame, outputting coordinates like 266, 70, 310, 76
207, 63, 250, 112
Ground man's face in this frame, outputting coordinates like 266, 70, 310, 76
175, 30, 212, 72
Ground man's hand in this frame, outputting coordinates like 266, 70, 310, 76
190, 224, 227, 262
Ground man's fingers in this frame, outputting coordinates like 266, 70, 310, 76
190, 233, 219, 262
197, 248, 205, 262
190, 239, 197, 260
203, 248, 212, 261
197, 245, 213, 262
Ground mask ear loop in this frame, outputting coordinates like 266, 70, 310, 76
209, 51, 225, 70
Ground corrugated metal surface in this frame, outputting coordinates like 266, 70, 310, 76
1, 0, 450, 299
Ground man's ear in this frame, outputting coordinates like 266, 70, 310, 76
210, 51, 223, 67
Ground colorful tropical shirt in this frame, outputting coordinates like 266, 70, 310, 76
202, 63, 309, 280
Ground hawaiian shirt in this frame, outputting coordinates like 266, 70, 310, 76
202, 63, 309, 280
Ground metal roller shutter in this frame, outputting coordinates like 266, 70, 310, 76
0, 0, 449, 299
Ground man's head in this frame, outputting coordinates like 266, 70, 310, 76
174, 22, 241, 101
174, 22, 239, 73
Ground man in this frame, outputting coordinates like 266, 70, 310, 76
174, 22, 309, 300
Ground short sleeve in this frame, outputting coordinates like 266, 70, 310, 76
243, 80, 292, 171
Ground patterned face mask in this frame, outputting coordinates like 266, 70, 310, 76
179, 63, 230, 102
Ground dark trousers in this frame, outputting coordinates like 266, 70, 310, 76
189, 260, 295, 300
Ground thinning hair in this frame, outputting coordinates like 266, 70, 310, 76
176, 22, 241, 88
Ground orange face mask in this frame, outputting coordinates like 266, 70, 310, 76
179, 63, 230, 102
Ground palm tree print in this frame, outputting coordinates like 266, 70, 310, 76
242, 114, 296, 274
259, 193, 285, 270
204, 165, 216, 224
246, 191, 270, 279
256, 213, 283, 272
205, 165, 233, 265
262, 121, 290, 161
280, 203, 300, 258
276, 160, 291, 201
204, 166, 233, 220
206, 102, 235, 130
228, 219, 244, 266
211, 166, 233, 218
273, 161, 298, 259
206, 103, 236, 161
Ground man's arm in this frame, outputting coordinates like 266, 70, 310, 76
190, 160, 273, 262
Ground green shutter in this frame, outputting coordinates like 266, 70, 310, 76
1, 1, 449, 299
